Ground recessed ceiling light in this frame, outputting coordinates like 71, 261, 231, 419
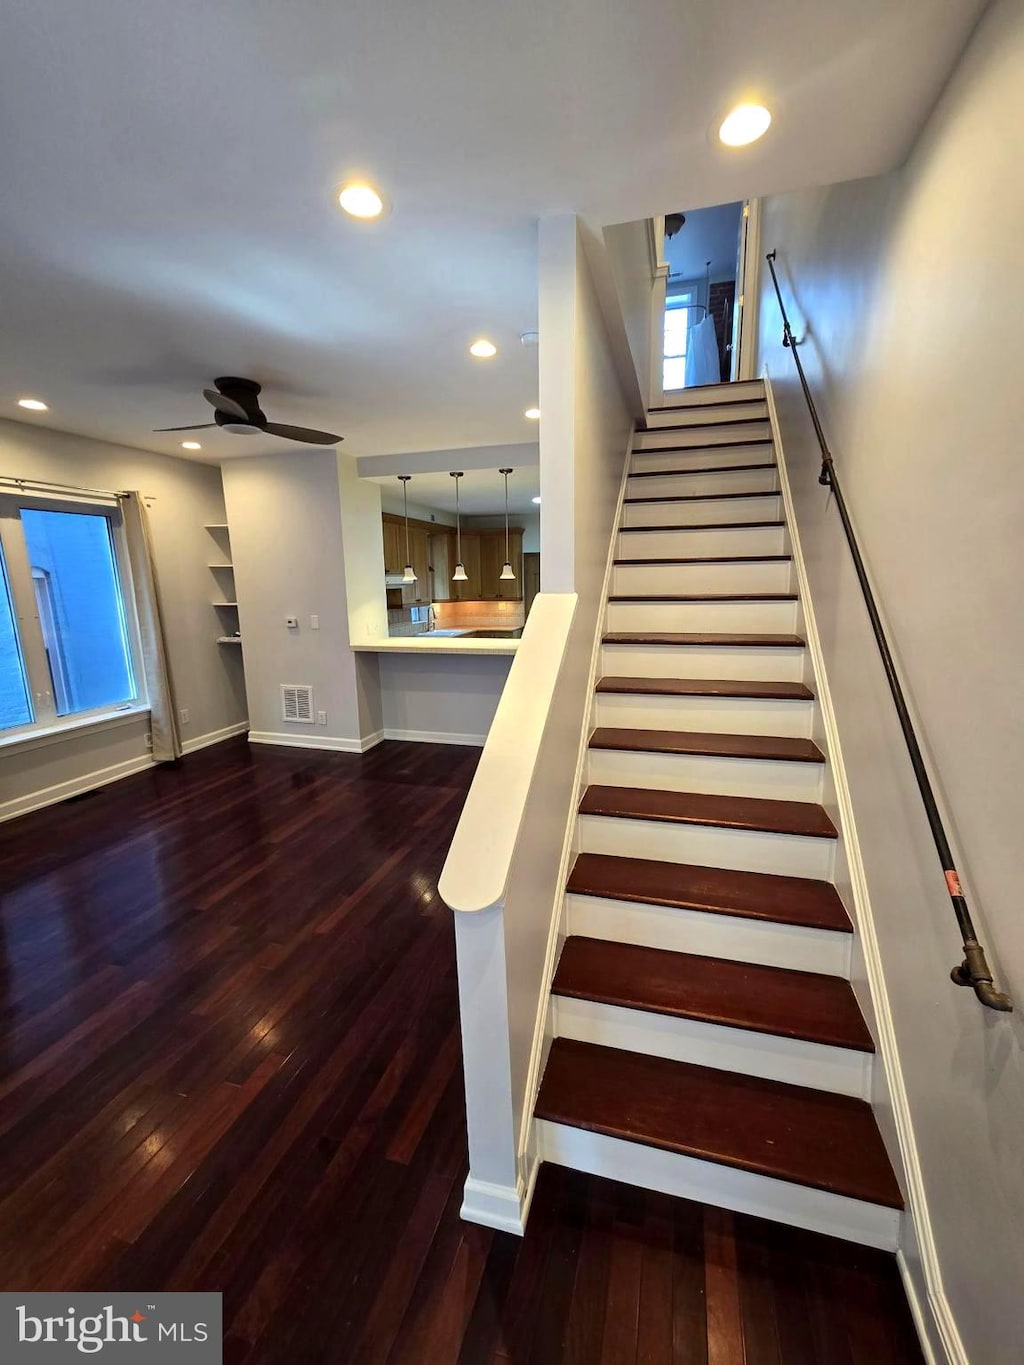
181, 441, 202, 450
337, 182, 385, 219
17, 397, 48, 411
718, 103, 772, 147
532, 496, 541, 505
469, 339, 497, 358
524, 407, 541, 420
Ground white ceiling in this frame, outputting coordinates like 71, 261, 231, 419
0, 0, 984, 466
665, 202, 744, 284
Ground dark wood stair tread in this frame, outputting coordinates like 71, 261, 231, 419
618, 520, 786, 532
608, 593, 797, 603
553, 937, 873, 1051
566, 853, 851, 932
589, 727, 824, 764
535, 1039, 902, 1208
614, 555, 792, 566
629, 462, 776, 478
603, 632, 805, 647
579, 786, 838, 839
596, 676, 812, 700
624, 490, 780, 504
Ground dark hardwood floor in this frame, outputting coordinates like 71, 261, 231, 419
0, 738, 923, 1362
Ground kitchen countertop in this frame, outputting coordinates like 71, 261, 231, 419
353, 634, 520, 656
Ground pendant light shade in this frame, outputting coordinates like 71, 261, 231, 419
398, 475, 416, 583
450, 471, 467, 581
499, 467, 516, 581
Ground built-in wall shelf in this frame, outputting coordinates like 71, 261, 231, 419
212, 601, 239, 608
206, 522, 245, 670
204, 523, 231, 531
208, 563, 234, 569
217, 636, 243, 646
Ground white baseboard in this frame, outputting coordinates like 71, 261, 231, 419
382, 727, 486, 746
0, 753, 155, 824
181, 721, 250, 755
461, 1155, 540, 1236
248, 730, 374, 754
765, 372, 964, 1364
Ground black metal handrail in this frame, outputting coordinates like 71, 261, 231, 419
765, 249, 1012, 1012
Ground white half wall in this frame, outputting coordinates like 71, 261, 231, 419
757, 2, 1024, 1358
378, 652, 513, 745
0, 421, 247, 818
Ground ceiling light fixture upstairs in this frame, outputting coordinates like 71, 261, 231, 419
398, 475, 417, 583
181, 441, 202, 450
499, 468, 516, 581
532, 496, 541, 505
469, 339, 497, 358
337, 182, 385, 219
524, 407, 540, 420
718, 103, 772, 147
450, 472, 468, 581
17, 398, 48, 411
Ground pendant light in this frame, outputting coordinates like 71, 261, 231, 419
499, 467, 516, 580
450, 471, 468, 581
398, 475, 416, 583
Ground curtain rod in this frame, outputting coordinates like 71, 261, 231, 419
0, 475, 128, 500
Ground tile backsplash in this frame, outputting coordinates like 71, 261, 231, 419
387, 600, 526, 636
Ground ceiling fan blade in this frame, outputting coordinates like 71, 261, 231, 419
153, 422, 218, 432
264, 422, 343, 445
202, 388, 249, 420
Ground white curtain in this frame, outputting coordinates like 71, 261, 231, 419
122, 491, 183, 762
684, 315, 722, 387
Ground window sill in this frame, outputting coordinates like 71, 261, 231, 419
0, 705, 151, 754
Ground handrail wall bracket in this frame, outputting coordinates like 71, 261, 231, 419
764, 248, 1011, 1013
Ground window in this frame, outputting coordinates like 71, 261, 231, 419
663, 291, 695, 391
0, 496, 141, 737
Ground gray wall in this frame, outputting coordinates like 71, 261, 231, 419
0, 421, 247, 817
378, 652, 513, 743
757, 1, 1024, 1357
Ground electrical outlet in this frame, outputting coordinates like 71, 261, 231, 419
317, 710, 327, 725
310, 614, 320, 630
179, 707, 190, 725
144, 732, 153, 749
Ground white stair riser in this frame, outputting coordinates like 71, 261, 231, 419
626, 468, 778, 501
605, 599, 799, 633
644, 401, 769, 429
587, 747, 824, 803
651, 382, 763, 412
611, 560, 792, 597
566, 893, 852, 976
622, 495, 781, 527
600, 644, 806, 682
635, 425, 772, 450
534, 1123, 900, 1251
578, 814, 835, 880
552, 996, 872, 1100
632, 445, 774, 473
594, 692, 814, 737
616, 526, 787, 558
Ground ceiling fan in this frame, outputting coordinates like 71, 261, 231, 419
155, 376, 343, 445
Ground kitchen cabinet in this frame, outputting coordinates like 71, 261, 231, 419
453, 532, 482, 599
477, 530, 524, 599
429, 531, 453, 601
401, 526, 432, 605
382, 519, 404, 576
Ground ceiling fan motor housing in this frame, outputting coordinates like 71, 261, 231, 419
212, 377, 265, 431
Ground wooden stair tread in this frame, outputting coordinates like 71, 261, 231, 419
608, 593, 797, 602
618, 521, 786, 532
553, 937, 873, 1051
624, 490, 779, 504
579, 786, 838, 839
535, 1039, 902, 1208
602, 633, 805, 647
566, 853, 852, 932
629, 462, 776, 478
613, 555, 792, 566
596, 676, 813, 700
589, 727, 825, 764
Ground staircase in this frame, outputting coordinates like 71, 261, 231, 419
532, 379, 904, 1250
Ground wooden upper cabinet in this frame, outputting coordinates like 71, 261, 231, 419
477, 529, 524, 599
454, 532, 482, 599
382, 519, 404, 576
401, 526, 432, 605
429, 530, 453, 601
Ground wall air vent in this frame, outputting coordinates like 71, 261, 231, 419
281, 684, 315, 724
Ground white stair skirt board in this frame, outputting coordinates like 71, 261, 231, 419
651, 381, 764, 411
587, 748, 824, 804
600, 643, 806, 683
577, 814, 835, 881
552, 996, 872, 1100
622, 496, 781, 528
643, 402, 769, 429
626, 468, 779, 501
460, 1159, 539, 1236
594, 692, 814, 738
632, 445, 775, 474
633, 424, 773, 450
534, 1122, 900, 1252
565, 893, 852, 978
605, 599, 799, 634
610, 560, 793, 597
616, 526, 788, 560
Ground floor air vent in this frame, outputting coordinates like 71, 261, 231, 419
281, 684, 315, 724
